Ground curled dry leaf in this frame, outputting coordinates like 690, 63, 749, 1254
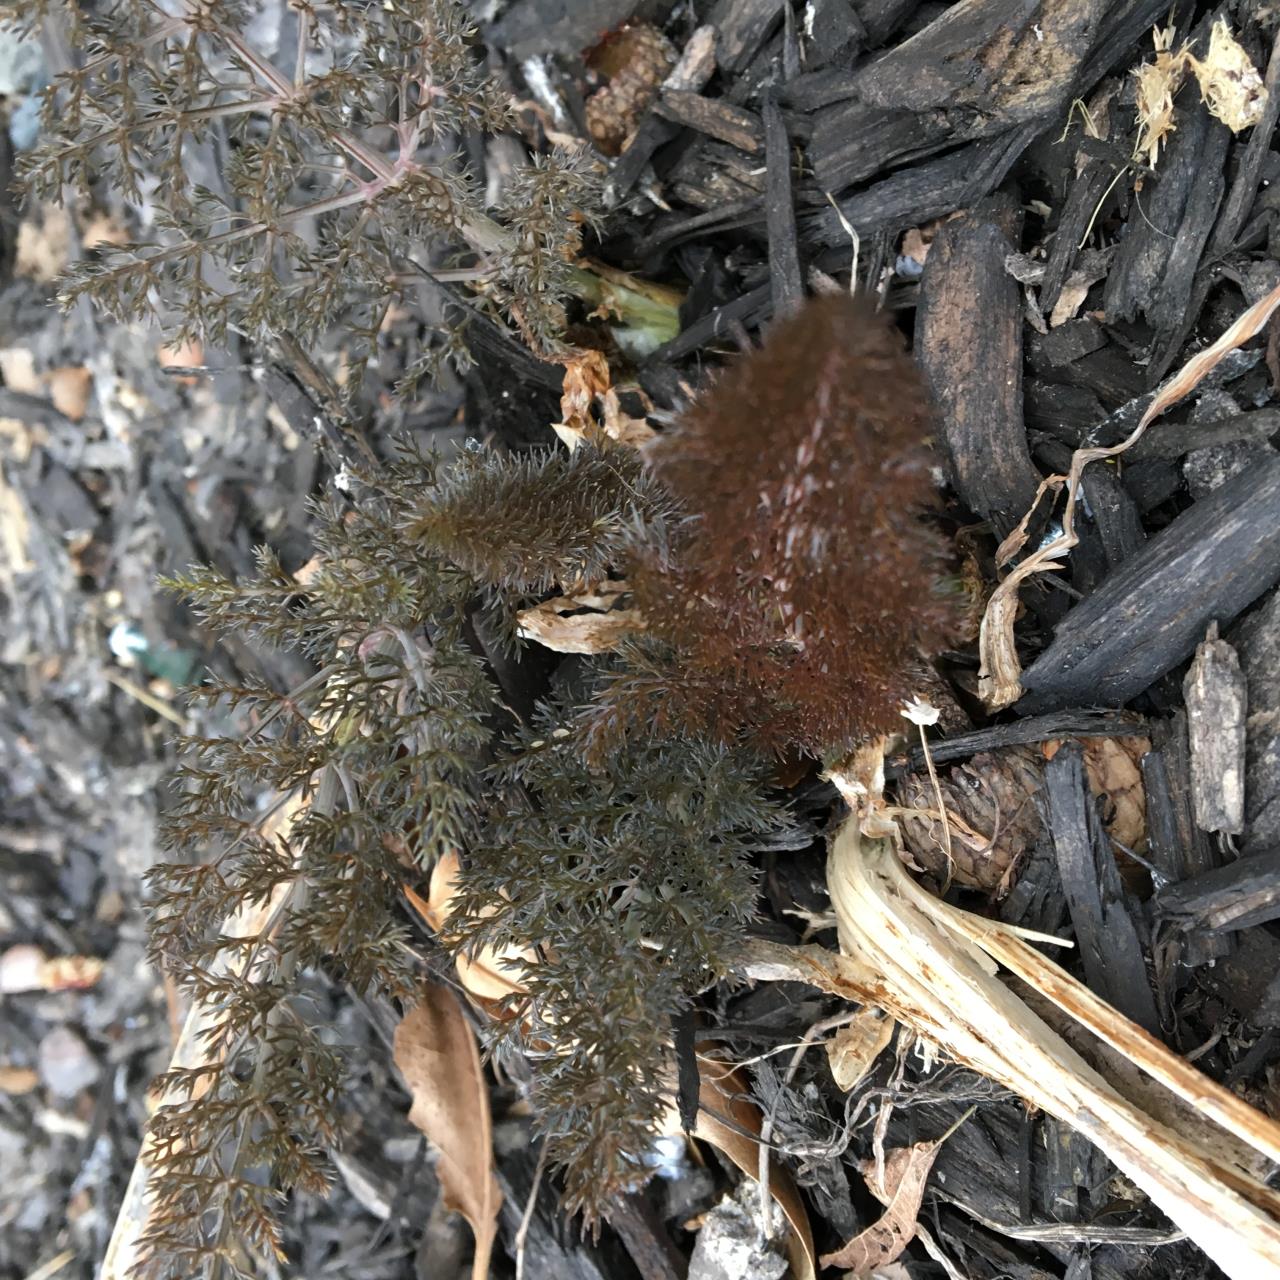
516, 583, 645, 654
552, 347, 658, 451
979, 278, 1280, 710
393, 984, 502, 1280
554, 348, 612, 450
820, 1136, 949, 1275
404, 851, 533, 1003
664, 1054, 817, 1280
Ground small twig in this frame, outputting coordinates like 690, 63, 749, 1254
514, 1141, 548, 1280
105, 669, 186, 726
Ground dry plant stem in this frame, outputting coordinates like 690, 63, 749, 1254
742, 819, 1280, 1279
915, 720, 953, 887
979, 278, 1280, 709
514, 1142, 548, 1280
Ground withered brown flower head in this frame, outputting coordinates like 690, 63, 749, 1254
636, 292, 958, 752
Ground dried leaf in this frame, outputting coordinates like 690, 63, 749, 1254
47, 366, 93, 422
682, 1055, 817, 1280
820, 1137, 946, 1274
827, 1007, 894, 1092
552, 347, 658, 450
516, 584, 645, 654
0, 1065, 39, 1094
393, 985, 502, 1280
554, 349, 613, 450
404, 852, 533, 1002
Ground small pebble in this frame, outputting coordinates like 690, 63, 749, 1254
0, 944, 45, 994
38, 1027, 100, 1099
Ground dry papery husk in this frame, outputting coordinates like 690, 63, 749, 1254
897, 736, 1149, 894
744, 815, 1280, 1278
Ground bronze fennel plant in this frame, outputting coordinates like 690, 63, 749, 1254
3, 1, 960, 1271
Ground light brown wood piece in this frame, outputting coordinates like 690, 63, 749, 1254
1184, 621, 1248, 834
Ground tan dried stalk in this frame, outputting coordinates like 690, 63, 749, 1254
101, 787, 311, 1280
744, 817, 1280, 1278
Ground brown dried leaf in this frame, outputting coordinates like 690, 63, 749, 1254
404, 852, 533, 1002
684, 1056, 817, 1280
553, 347, 657, 450
393, 985, 502, 1280
553, 348, 612, 450
47, 366, 93, 422
0, 1065, 39, 1094
820, 1138, 945, 1274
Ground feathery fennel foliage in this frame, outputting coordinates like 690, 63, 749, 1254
145, 451, 496, 1275
450, 691, 793, 1216
1, 0, 598, 358
140, 429, 789, 1271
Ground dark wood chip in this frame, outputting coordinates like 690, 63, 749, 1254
762, 91, 804, 317
1158, 847, 1280, 933
915, 197, 1042, 533
1019, 458, 1280, 713
656, 90, 763, 152
1044, 742, 1161, 1034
